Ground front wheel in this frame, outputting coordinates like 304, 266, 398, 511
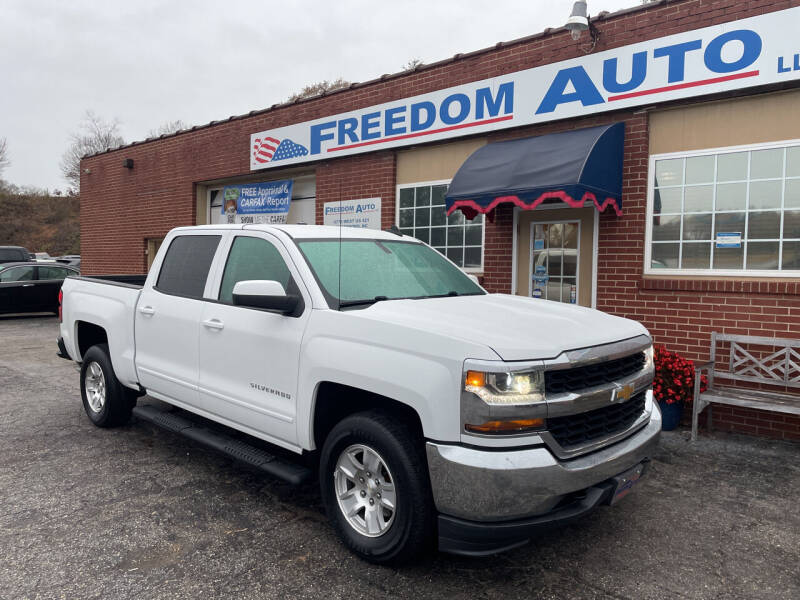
80, 343, 136, 427
319, 410, 435, 564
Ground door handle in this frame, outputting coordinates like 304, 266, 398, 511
22, 283, 34, 287
202, 318, 224, 330
138, 306, 156, 316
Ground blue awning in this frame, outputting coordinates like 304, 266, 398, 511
445, 122, 625, 219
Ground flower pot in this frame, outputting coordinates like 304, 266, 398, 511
659, 399, 684, 431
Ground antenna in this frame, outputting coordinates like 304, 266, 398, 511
338, 180, 342, 309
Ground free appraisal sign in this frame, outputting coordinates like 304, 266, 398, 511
250, 7, 800, 171
221, 180, 293, 224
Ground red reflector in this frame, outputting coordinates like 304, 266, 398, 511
58, 289, 63, 322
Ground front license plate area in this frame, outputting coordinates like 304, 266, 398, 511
610, 462, 646, 505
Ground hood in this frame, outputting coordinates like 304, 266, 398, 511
352, 293, 649, 361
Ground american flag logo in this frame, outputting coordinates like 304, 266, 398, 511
253, 137, 309, 164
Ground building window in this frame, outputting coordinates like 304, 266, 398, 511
647, 141, 800, 275
396, 181, 484, 270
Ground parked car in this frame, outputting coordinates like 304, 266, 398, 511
58, 224, 659, 563
55, 255, 81, 270
0, 262, 78, 315
0, 246, 33, 264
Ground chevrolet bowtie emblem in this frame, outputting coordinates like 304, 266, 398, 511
613, 383, 635, 402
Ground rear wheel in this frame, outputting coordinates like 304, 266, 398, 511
80, 344, 136, 427
319, 410, 434, 564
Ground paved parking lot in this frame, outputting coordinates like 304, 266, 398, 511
1, 315, 799, 599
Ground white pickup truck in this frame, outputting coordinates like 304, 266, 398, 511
58, 224, 660, 563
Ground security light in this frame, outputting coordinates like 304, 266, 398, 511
565, 1, 590, 41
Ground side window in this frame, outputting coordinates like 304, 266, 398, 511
219, 236, 293, 304
38, 266, 70, 280
0, 266, 35, 282
156, 235, 221, 299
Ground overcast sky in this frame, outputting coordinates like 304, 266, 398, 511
0, 0, 638, 191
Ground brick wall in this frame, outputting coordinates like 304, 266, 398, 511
80, 0, 800, 439
314, 152, 396, 228
82, 0, 799, 274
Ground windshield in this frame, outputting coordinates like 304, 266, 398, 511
296, 239, 485, 308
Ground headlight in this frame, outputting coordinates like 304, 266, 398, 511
465, 369, 545, 405
644, 344, 654, 370
462, 364, 546, 435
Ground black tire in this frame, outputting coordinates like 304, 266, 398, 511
319, 410, 435, 565
80, 343, 136, 427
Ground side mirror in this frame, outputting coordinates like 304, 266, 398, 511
232, 280, 300, 315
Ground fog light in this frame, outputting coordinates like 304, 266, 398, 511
464, 418, 545, 434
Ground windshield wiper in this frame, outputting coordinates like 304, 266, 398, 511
415, 291, 484, 300
338, 295, 389, 309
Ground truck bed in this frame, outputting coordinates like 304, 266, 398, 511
69, 274, 147, 288
60, 274, 144, 388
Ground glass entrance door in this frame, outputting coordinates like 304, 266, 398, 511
530, 221, 580, 304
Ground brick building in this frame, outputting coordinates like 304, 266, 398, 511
81, 0, 800, 440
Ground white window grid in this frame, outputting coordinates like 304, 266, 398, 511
645, 139, 800, 276
395, 180, 485, 272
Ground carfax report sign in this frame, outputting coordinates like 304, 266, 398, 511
222, 180, 293, 224
251, 8, 800, 171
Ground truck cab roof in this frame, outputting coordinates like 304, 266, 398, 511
171, 224, 416, 242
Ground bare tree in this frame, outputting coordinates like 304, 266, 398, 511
60, 111, 125, 193
0, 137, 9, 176
403, 58, 424, 71
148, 119, 188, 138
288, 78, 350, 102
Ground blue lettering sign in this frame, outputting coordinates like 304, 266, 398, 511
410, 101, 436, 131
603, 51, 648, 93
475, 82, 514, 118
439, 93, 471, 125
704, 30, 762, 73
310, 121, 336, 154
653, 40, 703, 83
361, 111, 381, 141
338, 118, 359, 145
536, 66, 605, 114
385, 106, 407, 136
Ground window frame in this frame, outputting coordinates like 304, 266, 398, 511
0, 265, 36, 282
216, 234, 296, 305
395, 179, 485, 273
205, 231, 310, 315
153, 234, 223, 300
38, 265, 75, 281
645, 138, 800, 277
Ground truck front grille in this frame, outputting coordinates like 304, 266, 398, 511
546, 391, 646, 448
545, 351, 646, 394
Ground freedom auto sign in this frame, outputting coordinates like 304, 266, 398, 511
250, 7, 800, 171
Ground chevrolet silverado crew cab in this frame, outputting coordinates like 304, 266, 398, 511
58, 224, 660, 563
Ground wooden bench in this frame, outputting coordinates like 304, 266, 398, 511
692, 333, 800, 440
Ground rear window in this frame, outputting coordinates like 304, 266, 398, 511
39, 266, 73, 280
0, 249, 25, 262
156, 235, 221, 299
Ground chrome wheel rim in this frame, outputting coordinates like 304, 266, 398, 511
85, 362, 106, 413
334, 444, 397, 538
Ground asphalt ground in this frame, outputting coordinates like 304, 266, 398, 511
1, 315, 799, 600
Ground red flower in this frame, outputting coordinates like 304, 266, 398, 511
652, 345, 706, 405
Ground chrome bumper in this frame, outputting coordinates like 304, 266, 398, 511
426, 392, 661, 522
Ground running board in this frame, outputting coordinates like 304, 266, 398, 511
132, 404, 312, 485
